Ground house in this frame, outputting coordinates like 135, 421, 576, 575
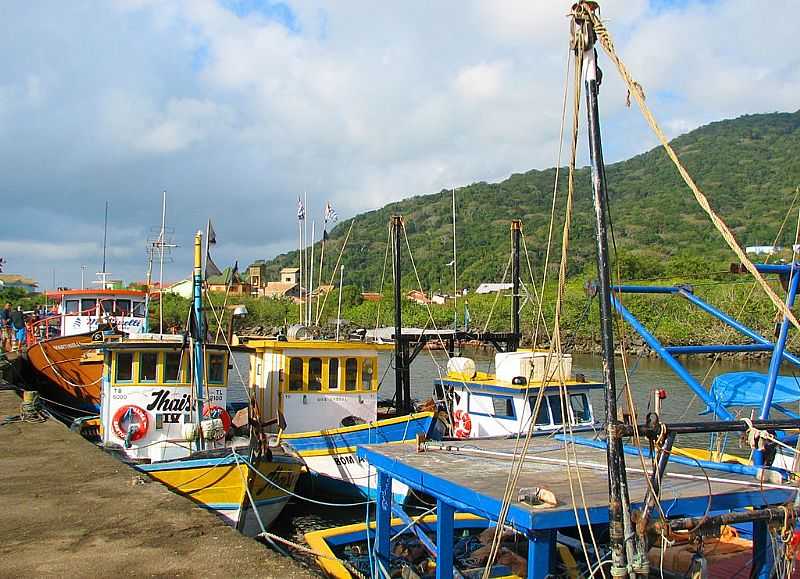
0, 274, 39, 293
165, 279, 193, 299
406, 289, 431, 305
207, 267, 251, 295
475, 283, 513, 295
280, 267, 300, 284
361, 292, 382, 302
431, 293, 450, 305
263, 282, 303, 300
247, 260, 268, 293
746, 245, 781, 256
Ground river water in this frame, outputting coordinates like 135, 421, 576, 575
229, 348, 769, 571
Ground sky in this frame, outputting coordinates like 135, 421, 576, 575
1, 0, 798, 290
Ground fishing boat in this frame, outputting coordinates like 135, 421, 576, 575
436, 350, 602, 439
89, 231, 304, 535
305, 513, 533, 579
25, 287, 148, 414
241, 336, 441, 503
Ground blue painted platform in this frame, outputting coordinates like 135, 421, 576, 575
357, 437, 798, 579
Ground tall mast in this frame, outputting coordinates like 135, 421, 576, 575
575, 3, 637, 575
511, 219, 521, 351
452, 188, 458, 330
158, 191, 167, 334
192, 230, 206, 452
102, 201, 108, 275
392, 215, 406, 415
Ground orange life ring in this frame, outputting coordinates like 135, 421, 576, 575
452, 409, 472, 439
111, 405, 149, 441
203, 404, 232, 434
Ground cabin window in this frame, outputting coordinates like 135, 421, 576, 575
116, 299, 131, 316
530, 396, 551, 426
570, 393, 592, 423
288, 358, 304, 391
208, 354, 226, 384
493, 397, 514, 418
100, 299, 114, 314
139, 352, 158, 382
548, 395, 564, 426
81, 298, 97, 314
345, 358, 358, 391
308, 358, 323, 391
328, 359, 339, 389
116, 352, 133, 382
361, 358, 374, 391
132, 301, 146, 317
164, 352, 183, 382
64, 300, 80, 315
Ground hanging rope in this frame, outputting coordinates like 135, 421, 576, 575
579, 5, 800, 335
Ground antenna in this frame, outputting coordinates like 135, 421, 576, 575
146, 192, 177, 334
102, 201, 108, 274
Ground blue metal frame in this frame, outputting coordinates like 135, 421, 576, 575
357, 444, 793, 579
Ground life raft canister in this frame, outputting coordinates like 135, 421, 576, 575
203, 404, 232, 434
452, 409, 472, 439
111, 405, 149, 442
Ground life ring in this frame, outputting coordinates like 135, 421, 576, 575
452, 409, 472, 439
203, 404, 232, 434
111, 405, 149, 442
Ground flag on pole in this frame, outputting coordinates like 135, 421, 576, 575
297, 197, 305, 221
205, 219, 222, 278
324, 201, 337, 224
227, 260, 239, 284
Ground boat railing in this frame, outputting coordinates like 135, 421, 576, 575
25, 305, 109, 347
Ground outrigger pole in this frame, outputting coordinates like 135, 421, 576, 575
392, 215, 410, 415
574, 3, 639, 576
510, 219, 522, 352
192, 231, 207, 452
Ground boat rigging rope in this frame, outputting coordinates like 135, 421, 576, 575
520, 231, 552, 346
481, 253, 512, 333
36, 342, 103, 389
374, 224, 392, 332
257, 530, 370, 579
315, 218, 356, 325
580, 5, 800, 335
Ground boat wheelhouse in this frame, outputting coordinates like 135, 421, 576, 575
436, 350, 603, 439
242, 338, 441, 502
26, 288, 149, 414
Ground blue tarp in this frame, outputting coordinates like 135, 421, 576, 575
706, 371, 800, 414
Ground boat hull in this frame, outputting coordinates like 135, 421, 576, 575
136, 450, 302, 535
25, 332, 103, 414
282, 411, 441, 503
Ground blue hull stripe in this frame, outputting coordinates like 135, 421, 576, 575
284, 415, 437, 453
136, 453, 299, 472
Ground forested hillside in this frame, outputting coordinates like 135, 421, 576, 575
260, 111, 800, 292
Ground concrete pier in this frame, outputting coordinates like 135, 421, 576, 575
0, 388, 312, 578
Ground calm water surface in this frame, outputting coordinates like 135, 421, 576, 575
229, 349, 768, 570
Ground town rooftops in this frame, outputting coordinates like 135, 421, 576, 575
0, 274, 39, 288
263, 281, 299, 297
280, 267, 300, 274
475, 283, 514, 294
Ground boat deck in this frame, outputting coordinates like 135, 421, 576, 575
358, 437, 798, 579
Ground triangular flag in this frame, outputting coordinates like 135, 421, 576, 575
205, 254, 222, 278
207, 220, 217, 245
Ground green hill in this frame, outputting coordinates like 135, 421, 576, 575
258, 111, 800, 292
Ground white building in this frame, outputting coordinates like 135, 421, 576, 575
475, 283, 513, 295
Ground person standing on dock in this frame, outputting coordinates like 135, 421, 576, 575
0, 303, 11, 352
9, 306, 25, 351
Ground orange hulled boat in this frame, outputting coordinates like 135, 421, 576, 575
25, 288, 149, 414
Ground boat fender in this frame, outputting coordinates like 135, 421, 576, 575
452, 409, 472, 439
111, 405, 149, 443
203, 404, 232, 434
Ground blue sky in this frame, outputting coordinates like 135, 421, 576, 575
0, 0, 798, 289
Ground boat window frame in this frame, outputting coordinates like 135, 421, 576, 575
530, 394, 553, 427
308, 357, 323, 391
163, 351, 183, 383
207, 352, 227, 385
138, 351, 159, 383
568, 392, 593, 424
115, 299, 132, 317
469, 393, 516, 420
361, 357, 375, 391
81, 298, 97, 315
344, 357, 358, 391
287, 357, 305, 392
327, 358, 340, 390
115, 351, 134, 383
64, 299, 80, 316
132, 301, 146, 318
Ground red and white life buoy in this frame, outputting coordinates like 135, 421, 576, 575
203, 404, 232, 434
452, 409, 472, 439
111, 405, 149, 442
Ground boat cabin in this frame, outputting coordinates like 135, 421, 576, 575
435, 350, 603, 438
243, 339, 392, 435
33, 289, 148, 342
95, 334, 230, 462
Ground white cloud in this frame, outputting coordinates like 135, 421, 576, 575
0, 1, 798, 288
